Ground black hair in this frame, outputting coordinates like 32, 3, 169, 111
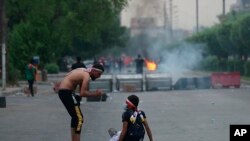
76, 56, 81, 62
127, 95, 139, 107
30, 58, 34, 64
92, 63, 104, 72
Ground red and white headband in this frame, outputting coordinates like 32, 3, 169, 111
92, 68, 103, 73
126, 99, 136, 108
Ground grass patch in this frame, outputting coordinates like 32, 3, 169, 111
242, 76, 250, 81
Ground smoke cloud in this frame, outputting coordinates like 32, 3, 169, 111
157, 43, 205, 73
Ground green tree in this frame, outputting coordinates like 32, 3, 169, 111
216, 23, 235, 58
6, 0, 129, 81
237, 14, 250, 59
188, 11, 250, 61
230, 15, 248, 60
188, 26, 228, 59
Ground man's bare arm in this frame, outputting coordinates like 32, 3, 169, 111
80, 77, 102, 97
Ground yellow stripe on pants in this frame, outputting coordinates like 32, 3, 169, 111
75, 106, 83, 131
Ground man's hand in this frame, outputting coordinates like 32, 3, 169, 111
95, 89, 103, 96
80, 89, 103, 97
74, 94, 82, 103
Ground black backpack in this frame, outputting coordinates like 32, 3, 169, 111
126, 110, 145, 139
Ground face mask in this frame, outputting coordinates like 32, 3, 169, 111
122, 103, 128, 110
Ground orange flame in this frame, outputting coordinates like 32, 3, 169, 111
145, 59, 157, 71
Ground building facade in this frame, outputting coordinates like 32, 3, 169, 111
231, 0, 250, 11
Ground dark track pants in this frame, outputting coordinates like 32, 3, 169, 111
58, 89, 83, 134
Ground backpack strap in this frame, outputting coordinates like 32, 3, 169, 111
129, 111, 138, 124
129, 110, 145, 123
138, 110, 145, 122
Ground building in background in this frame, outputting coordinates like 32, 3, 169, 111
130, 17, 191, 41
231, 0, 250, 11
130, 17, 160, 37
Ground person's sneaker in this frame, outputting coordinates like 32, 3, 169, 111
108, 128, 117, 137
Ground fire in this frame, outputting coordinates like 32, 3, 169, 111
145, 59, 157, 71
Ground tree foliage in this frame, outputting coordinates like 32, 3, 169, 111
6, 0, 129, 80
188, 11, 250, 60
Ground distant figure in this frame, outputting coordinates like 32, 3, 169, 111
117, 57, 123, 73
25, 59, 36, 97
71, 56, 86, 70
135, 54, 144, 74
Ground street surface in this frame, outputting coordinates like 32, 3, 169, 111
1, 84, 250, 141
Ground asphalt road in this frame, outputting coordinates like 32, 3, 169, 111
1, 86, 250, 141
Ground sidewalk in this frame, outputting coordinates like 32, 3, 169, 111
0, 81, 52, 97
0, 87, 23, 96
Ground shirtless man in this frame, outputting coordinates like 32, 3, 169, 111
58, 63, 104, 141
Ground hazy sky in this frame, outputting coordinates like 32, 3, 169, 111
121, 0, 237, 30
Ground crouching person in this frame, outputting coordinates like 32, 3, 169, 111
118, 95, 153, 141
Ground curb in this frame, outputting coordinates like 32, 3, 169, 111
1, 81, 53, 97
18, 81, 52, 86
0, 87, 23, 96
241, 79, 250, 85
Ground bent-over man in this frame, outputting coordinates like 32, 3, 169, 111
58, 63, 104, 141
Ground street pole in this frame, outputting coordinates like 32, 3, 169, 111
196, 0, 199, 32
2, 44, 6, 90
169, 0, 173, 37
222, 0, 226, 16
163, 0, 168, 30
0, 0, 6, 90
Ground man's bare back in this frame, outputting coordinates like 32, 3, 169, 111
59, 68, 90, 90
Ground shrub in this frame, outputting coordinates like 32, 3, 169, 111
227, 59, 244, 74
7, 63, 21, 85
234, 60, 244, 74
45, 63, 59, 74
227, 59, 235, 72
201, 55, 219, 71
218, 59, 227, 71
244, 61, 250, 76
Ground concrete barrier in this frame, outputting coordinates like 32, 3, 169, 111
0, 96, 6, 108
116, 74, 143, 92
86, 93, 108, 102
146, 73, 172, 91
174, 77, 196, 90
211, 72, 240, 88
195, 77, 211, 89
89, 75, 113, 92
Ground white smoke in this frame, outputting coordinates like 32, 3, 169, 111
156, 43, 205, 73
